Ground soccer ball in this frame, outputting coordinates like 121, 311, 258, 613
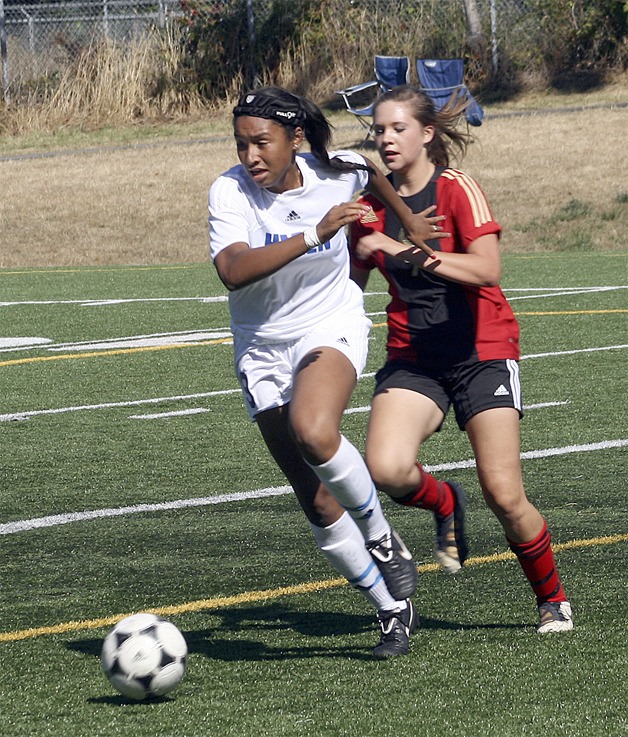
101, 613, 188, 700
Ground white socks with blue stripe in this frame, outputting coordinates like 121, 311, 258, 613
310, 512, 399, 612
307, 434, 390, 544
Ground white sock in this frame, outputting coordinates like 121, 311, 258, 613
310, 512, 401, 612
307, 435, 391, 544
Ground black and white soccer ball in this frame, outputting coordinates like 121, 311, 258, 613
101, 613, 188, 700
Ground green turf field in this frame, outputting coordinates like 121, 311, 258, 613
1, 253, 627, 737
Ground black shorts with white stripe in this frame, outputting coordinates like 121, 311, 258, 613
374, 358, 523, 431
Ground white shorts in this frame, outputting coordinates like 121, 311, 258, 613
234, 311, 372, 419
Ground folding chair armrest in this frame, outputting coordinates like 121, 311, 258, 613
419, 84, 464, 94
335, 79, 380, 98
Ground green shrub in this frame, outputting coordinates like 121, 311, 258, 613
178, 0, 320, 99
177, 0, 626, 103
510, 0, 627, 82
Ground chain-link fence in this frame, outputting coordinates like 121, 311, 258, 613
0, 0, 624, 106
0, 0, 182, 101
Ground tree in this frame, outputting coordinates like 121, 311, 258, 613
461, 0, 484, 53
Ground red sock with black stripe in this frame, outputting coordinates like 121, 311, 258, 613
392, 463, 455, 518
508, 520, 566, 604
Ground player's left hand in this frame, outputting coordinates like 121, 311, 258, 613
404, 206, 449, 259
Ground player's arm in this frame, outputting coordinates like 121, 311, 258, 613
362, 156, 448, 258
214, 201, 371, 291
214, 237, 307, 291
355, 231, 501, 287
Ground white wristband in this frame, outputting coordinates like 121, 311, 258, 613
303, 226, 322, 250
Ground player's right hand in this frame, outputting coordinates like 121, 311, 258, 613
317, 202, 372, 243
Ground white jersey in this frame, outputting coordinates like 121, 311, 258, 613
208, 150, 370, 344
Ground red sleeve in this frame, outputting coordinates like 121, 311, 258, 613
349, 193, 387, 271
438, 170, 501, 251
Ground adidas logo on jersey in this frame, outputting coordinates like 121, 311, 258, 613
285, 210, 301, 222
494, 384, 510, 396
359, 206, 379, 224
336, 337, 349, 346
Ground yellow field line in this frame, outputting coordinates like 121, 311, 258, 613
0, 338, 233, 367
2, 309, 625, 368
1, 532, 625, 643
510, 253, 628, 260
515, 309, 628, 316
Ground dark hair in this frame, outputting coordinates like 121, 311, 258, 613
233, 86, 372, 175
373, 85, 473, 167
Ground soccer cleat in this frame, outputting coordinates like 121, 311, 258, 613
536, 601, 574, 633
433, 481, 469, 574
366, 529, 418, 600
372, 599, 418, 658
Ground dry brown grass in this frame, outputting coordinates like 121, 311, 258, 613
0, 29, 207, 137
0, 139, 234, 267
1, 102, 627, 268
458, 107, 628, 252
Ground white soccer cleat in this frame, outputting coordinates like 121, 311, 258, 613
536, 601, 574, 633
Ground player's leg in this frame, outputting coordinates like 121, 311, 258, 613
237, 336, 415, 654
256, 406, 415, 656
466, 407, 572, 632
255, 404, 341, 526
365, 387, 444, 497
365, 372, 468, 574
466, 407, 537, 539
309, 511, 417, 659
289, 325, 417, 602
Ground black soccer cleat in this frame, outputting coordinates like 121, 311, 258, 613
366, 528, 418, 600
372, 599, 418, 658
433, 481, 469, 574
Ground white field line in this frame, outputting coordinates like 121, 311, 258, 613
344, 400, 568, 415
363, 285, 628, 315
520, 344, 628, 360
0, 486, 293, 535
47, 330, 233, 352
0, 389, 240, 422
48, 328, 232, 349
0, 329, 233, 354
0, 337, 52, 351
0, 297, 228, 307
129, 408, 212, 420
1, 284, 625, 354
0, 285, 624, 309
2, 439, 626, 536
365, 286, 628, 301
504, 287, 626, 291
506, 286, 628, 301
2, 288, 624, 529
131, 400, 567, 421
1, 345, 625, 423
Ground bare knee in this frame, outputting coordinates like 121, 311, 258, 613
366, 453, 418, 496
289, 414, 339, 465
481, 477, 531, 526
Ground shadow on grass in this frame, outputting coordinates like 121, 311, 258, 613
87, 694, 176, 706
67, 601, 527, 665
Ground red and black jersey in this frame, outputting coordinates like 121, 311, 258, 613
350, 167, 520, 368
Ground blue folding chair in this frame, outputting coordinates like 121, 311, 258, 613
335, 55, 410, 141
416, 58, 484, 126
